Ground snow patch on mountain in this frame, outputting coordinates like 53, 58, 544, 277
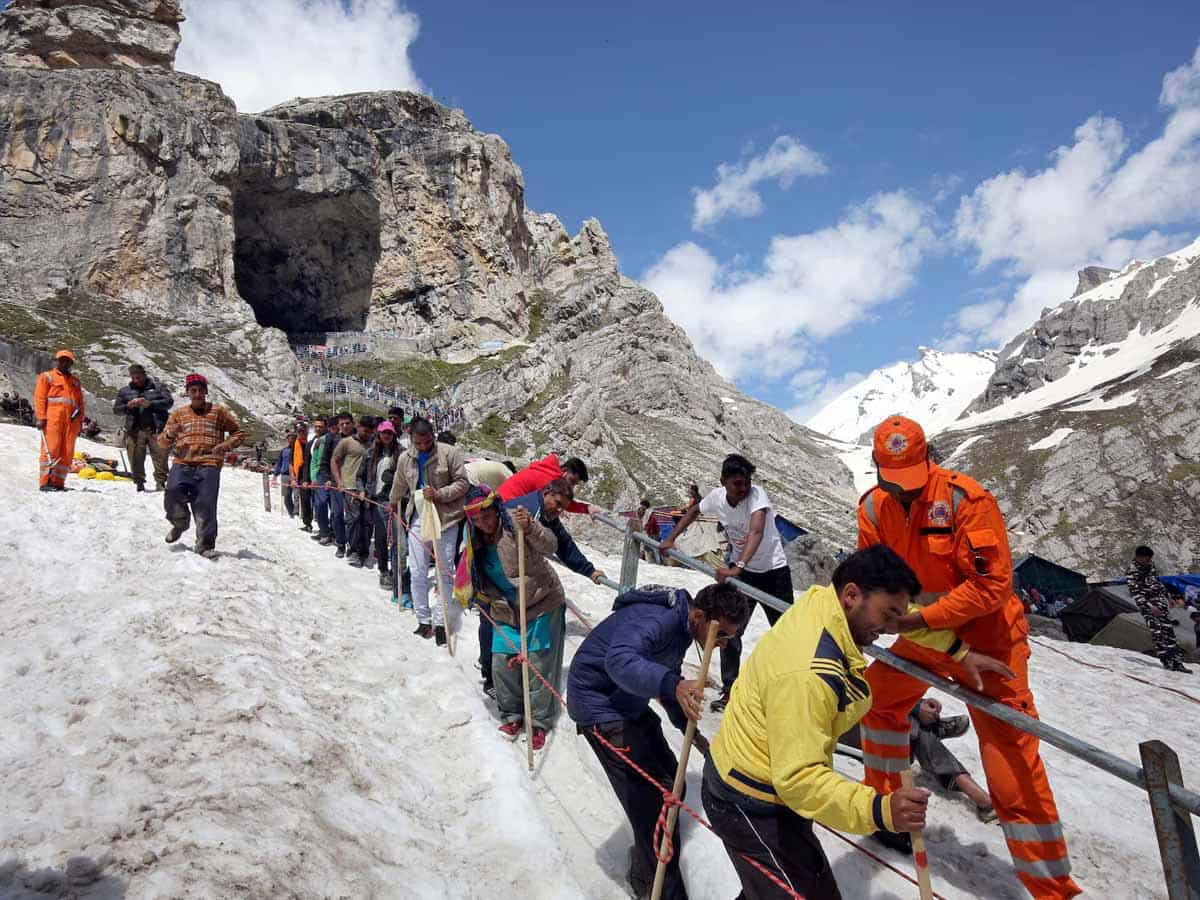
806, 348, 997, 444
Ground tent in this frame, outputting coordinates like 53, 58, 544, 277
1013, 554, 1089, 605
1059, 585, 1138, 643
1089, 612, 1155, 654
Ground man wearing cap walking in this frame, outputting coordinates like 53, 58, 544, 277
113, 364, 173, 492
157, 374, 244, 558
857, 416, 1080, 899
33, 349, 85, 492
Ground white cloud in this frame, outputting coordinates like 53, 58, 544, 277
786, 369, 867, 424
177, 0, 424, 114
951, 43, 1200, 345
644, 191, 933, 380
691, 136, 828, 230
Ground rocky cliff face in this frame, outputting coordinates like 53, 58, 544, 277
0, 0, 183, 70
0, 0, 856, 547
939, 239, 1200, 577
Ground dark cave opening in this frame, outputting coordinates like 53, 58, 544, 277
232, 186, 381, 335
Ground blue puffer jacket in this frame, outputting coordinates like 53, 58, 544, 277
566, 586, 692, 731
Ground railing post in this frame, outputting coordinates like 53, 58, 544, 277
619, 522, 640, 594
261, 473, 272, 513
1141, 740, 1200, 899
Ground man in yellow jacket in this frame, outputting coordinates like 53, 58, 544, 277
704, 544, 1012, 899
34, 349, 84, 491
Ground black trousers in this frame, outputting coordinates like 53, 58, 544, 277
164, 465, 221, 552
721, 566, 793, 691
581, 710, 688, 900
296, 481, 313, 526
702, 760, 842, 900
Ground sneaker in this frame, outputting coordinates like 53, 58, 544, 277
310, 532, 325, 541
976, 804, 999, 824
434, 626, 447, 646
498, 721, 522, 740
401, 593, 413, 610
198, 548, 219, 560
482, 678, 496, 700
414, 623, 433, 639
300, 524, 313, 532
378, 571, 391, 589
335, 545, 346, 559
1171, 661, 1193, 674
348, 553, 364, 568
39, 485, 56, 492
934, 715, 971, 740
710, 690, 731, 712
165, 525, 186, 544
872, 830, 913, 854
531, 727, 546, 751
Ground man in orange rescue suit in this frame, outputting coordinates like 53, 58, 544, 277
858, 415, 1081, 899
34, 349, 85, 492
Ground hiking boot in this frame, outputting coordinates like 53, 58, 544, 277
434, 625, 447, 646
872, 830, 912, 854
710, 690, 731, 712
414, 623, 433, 639
498, 721, 523, 740
335, 545, 346, 559
531, 727, 547, 751
934, 715, 970, 740
165, 524, 186, 544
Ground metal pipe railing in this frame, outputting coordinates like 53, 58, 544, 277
588, 509, 1200, 818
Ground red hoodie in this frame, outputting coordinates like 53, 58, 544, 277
497, 453, 590, 514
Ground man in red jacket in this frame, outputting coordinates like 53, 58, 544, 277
498, 453, 592, 513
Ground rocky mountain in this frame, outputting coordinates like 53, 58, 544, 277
938, 238, 1200, 577
806, 347, 997, 443
0, 0, 857, 552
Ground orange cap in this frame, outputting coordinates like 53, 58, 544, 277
872, 416, 930, 491
55, 348, 75, 361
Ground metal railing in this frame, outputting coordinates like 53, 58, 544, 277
589, 510, 1200, 899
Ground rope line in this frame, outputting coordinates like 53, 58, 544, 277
1029, 637, 1200, 707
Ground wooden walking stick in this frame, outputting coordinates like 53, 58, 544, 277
517, 524, 534, 771
900, 769, 934, 900
650, 619, 720, 900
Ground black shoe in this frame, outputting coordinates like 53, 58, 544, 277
378, 571, 391, 588
414, 623, 433, 640
335, 545, 346, 559
39, 485, 55, 492
165, 525, 186, 544
872, 830, 913, 854
310, 532, 325, 541
434, 626, 447, 646
300, 524, 313, 532
710, 690, 731, 712
1171, 661, 1193, 674
349, 554, 364, 568
136, 482, 145, 493
934, 715, 971, 739
482, 678, 496, 700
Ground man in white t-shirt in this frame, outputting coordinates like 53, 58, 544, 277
659, 453, 794, 710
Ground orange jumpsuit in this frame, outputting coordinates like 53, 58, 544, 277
858, 465, 1081, 899
33, 368, 85, 489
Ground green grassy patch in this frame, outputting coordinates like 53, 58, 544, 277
462, 412, 512, 455
527, 290, 550, 340
1169, 463, 1200, 482
587, 462, 625, 510
333, 346, 525, 399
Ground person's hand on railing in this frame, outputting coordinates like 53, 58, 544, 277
590, 569, 607, 584
658, 535, 676, 554
960, 649, 1016, 690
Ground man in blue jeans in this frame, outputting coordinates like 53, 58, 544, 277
307, 416, 339, 546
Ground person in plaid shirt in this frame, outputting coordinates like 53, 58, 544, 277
157, 373, 244, 558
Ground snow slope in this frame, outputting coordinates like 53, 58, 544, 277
806, 348, 997, 443
2, 423, 1197, 899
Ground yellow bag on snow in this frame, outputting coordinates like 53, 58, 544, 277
78, 467, 97, 479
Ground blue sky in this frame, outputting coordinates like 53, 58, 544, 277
167, 3, 1200, 416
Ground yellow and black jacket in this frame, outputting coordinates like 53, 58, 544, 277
709, 584, 967, 834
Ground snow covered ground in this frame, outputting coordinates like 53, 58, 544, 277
2, 422, 1198, 899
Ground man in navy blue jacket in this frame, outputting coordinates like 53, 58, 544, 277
568, 582, 748, 900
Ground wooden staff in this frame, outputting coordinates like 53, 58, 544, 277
517, 525, 534, 770
650, 619, 720, 900
900, 769, 934, 900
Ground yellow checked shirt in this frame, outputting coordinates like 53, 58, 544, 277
709, 584, 969, 835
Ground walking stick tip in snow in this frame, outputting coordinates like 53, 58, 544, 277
517, 525, 534, 771
899, 768, 934, 900
650, 619, 720, 900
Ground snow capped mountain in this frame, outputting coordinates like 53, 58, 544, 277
806, 347, 997, 443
